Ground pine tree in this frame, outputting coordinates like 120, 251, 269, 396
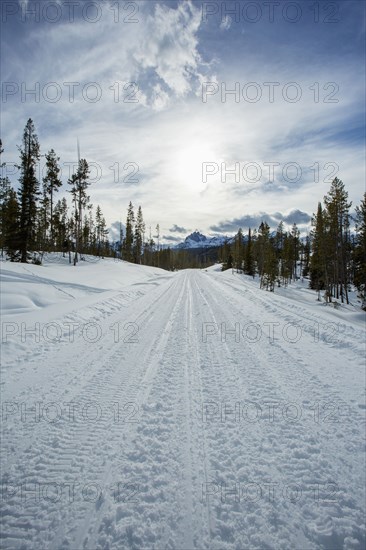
324, 177, 351, 303
17, 119, 41, 262
281, 233, 292, 286
275, 221, 285, 257
243, 227, 255, 276
0, 180, 11, 255
35, 190, 48, 253
0, 141, 15, 256
257, 222, 277, 291
3, 189, 21, 260
143, 226, 155, 266
68, 158, 90, 265
302, 235, 311, 277
274, 221, 285, 283
95, 205, 102, 256
354, 193, 366, 308
134, 206, 145, 264
82, 204, 92, 254
100, 216, 109, 257
233, 228, 244, 272
221, 239, 233, 271
256, 222, 269, 279
123, 202, 135, 262
290, 223, 300, 280
53, 198, 69, 255
155, 223, 160, 267
310, 202, 330, 300
43, 149, 62, 245
95, 205, 108, 257
118, 222, 124, 260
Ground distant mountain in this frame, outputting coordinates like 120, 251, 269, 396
171, 229, 311, 250
174, 231, 234, 249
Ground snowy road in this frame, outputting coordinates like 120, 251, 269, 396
1, 267, 365, 549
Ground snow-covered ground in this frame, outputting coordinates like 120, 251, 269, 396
1, 257, 365, 549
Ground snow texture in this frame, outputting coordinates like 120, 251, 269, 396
1, 256, 365, 549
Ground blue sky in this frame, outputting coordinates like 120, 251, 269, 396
1, 0, 365, 242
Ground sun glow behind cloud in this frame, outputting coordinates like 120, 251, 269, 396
2, 0, 365, 241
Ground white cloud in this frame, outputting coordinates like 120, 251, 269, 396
150, 83, 171, 111
3, 1, 365, 240
132, 1, 205, 97
220, 15, 232, 31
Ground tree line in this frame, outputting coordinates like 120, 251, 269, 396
1, 119, 365, 307
0, 119, 168, 267
219, 178, 365, 308
0, 119, 112, 264
121, 201, 208, 270
0, 119, 213, 271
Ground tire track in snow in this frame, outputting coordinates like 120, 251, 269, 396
86, 272, 212, 549
216, 274, 365, 364
1, 270, 364, 549
1, 275, 185, 549
198, 271, 366, 549
75, 272, 197, 549
0, 278, 177, 477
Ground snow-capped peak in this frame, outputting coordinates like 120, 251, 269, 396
175, 231, 234, 249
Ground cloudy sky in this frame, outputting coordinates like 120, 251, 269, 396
1, 0, 365, 243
